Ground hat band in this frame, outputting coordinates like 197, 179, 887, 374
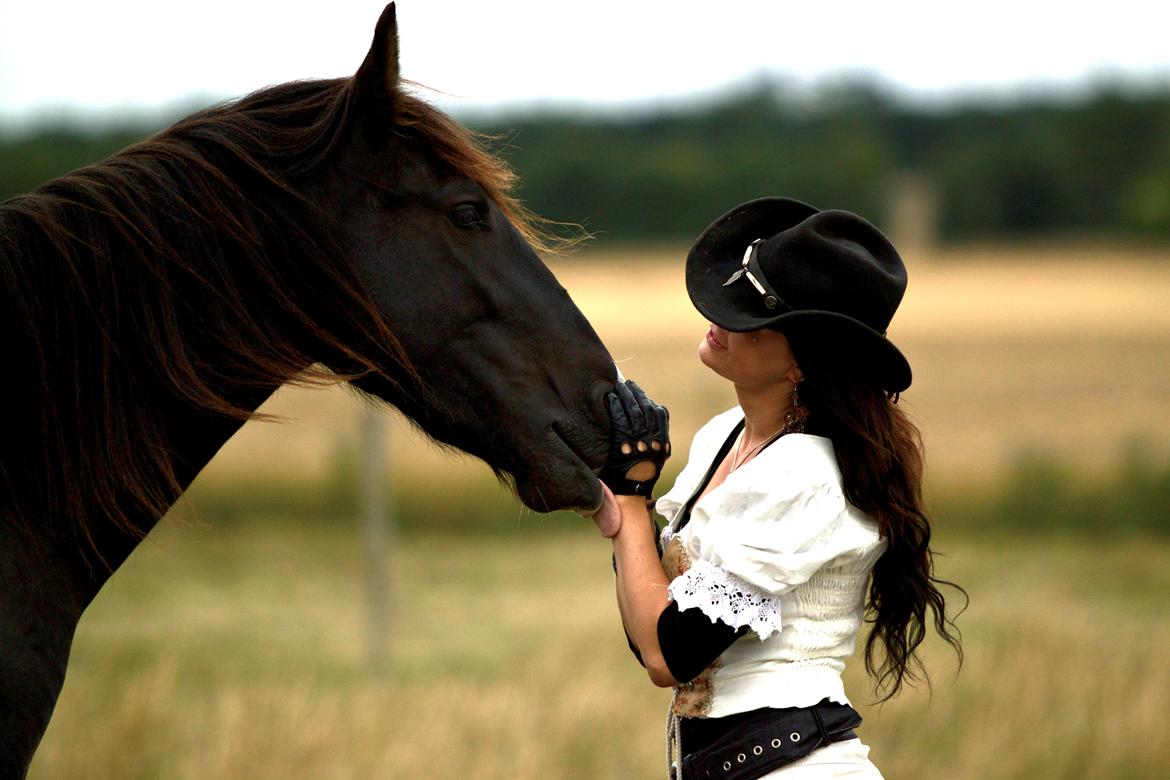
724, 240, 892, 337
722, 239, 788, 312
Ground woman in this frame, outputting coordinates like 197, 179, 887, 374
593, 198, 964, 779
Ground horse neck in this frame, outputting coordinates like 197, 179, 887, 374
0, 146, 324, 585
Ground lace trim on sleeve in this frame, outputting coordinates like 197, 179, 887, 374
667, 558, 782, 641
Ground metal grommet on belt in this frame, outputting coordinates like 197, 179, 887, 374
677, 701, 863, 778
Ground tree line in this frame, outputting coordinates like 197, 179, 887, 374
4, 78, 1170, 243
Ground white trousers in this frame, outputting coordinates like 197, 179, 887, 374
761, 738, 883, 778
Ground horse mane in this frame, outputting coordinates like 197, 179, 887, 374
0, 76, 543, 553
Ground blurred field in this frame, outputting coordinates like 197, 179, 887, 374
29, 519, 1170, 779
197, 242, 1170, 490
27, 243, 1170, 779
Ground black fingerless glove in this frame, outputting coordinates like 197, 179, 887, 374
599, 380, 670, 498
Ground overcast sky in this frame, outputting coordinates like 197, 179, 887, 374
3, 0, 1170, 123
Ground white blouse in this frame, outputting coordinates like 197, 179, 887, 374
656, 407, 886, 718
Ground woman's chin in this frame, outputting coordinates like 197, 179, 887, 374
697, 342, 728, 378
697, 339, 715, 366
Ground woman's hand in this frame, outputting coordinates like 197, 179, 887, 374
599, 380, 670, 498
589, 482, 622, 538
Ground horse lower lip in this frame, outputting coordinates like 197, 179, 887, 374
510, 427, 603, 512
573, 491, 604, 517
518, 474, 598, 513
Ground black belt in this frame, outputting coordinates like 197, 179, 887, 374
679, 699, 862, 780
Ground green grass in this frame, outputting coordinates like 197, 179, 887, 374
920, 437, 1170, 542
27, 509, 1170, 780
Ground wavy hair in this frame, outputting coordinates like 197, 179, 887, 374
789, 333, 966, 701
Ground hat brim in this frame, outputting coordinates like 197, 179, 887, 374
766, 311, 912, 394
686, 197, 912, 393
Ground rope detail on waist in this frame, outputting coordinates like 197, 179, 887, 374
666, 688, 682, 780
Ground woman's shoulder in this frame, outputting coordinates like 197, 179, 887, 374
754, 432, 842, 488
752, 434, 882, 549
689, 406, 744, 453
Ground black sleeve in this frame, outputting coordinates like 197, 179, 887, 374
657, 602, 749, 683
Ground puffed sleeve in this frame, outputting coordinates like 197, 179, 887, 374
693, 478, 878, 593
667, 448, 883, 640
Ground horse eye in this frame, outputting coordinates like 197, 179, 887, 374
450, 203, 487, 228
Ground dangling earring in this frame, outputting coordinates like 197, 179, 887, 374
751, 334, 759, 343
783, 382, 807, 434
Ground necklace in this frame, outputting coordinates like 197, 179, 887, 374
729, 426, 786, 473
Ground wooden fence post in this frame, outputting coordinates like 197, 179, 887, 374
360, 405, 391, 672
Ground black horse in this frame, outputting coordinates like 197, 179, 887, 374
0, 5, 615, 775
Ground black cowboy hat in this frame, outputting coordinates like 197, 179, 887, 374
686, 197, 912, 392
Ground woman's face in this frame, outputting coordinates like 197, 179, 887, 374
698, 323, 802, 390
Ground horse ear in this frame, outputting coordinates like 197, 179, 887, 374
353, 3, 400, 111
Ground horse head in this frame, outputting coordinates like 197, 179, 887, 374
0, 6, 623, 773
301, 5, 615, 514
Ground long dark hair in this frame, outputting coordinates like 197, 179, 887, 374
790, 333, 965, 701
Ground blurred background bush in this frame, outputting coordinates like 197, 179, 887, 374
7, 78, 1170, 241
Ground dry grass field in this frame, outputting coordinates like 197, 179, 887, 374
29, 520, 1170, 779
197, 242, 1170, 490
25, 244, 1170, 779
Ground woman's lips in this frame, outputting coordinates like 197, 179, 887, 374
706, 327, 727, 350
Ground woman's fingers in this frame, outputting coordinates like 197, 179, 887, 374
655, 406, 669, 447
591, 481, 621, 538
610, 380, 667, 455
607, 392, 629, 433
628, 381, 657, 435
600, 380, 667, 499
616, 381, 644, 432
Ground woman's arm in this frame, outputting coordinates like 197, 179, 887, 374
611, 493, 678, 687
609, 491, 750, 687
598, 382, 747, 686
